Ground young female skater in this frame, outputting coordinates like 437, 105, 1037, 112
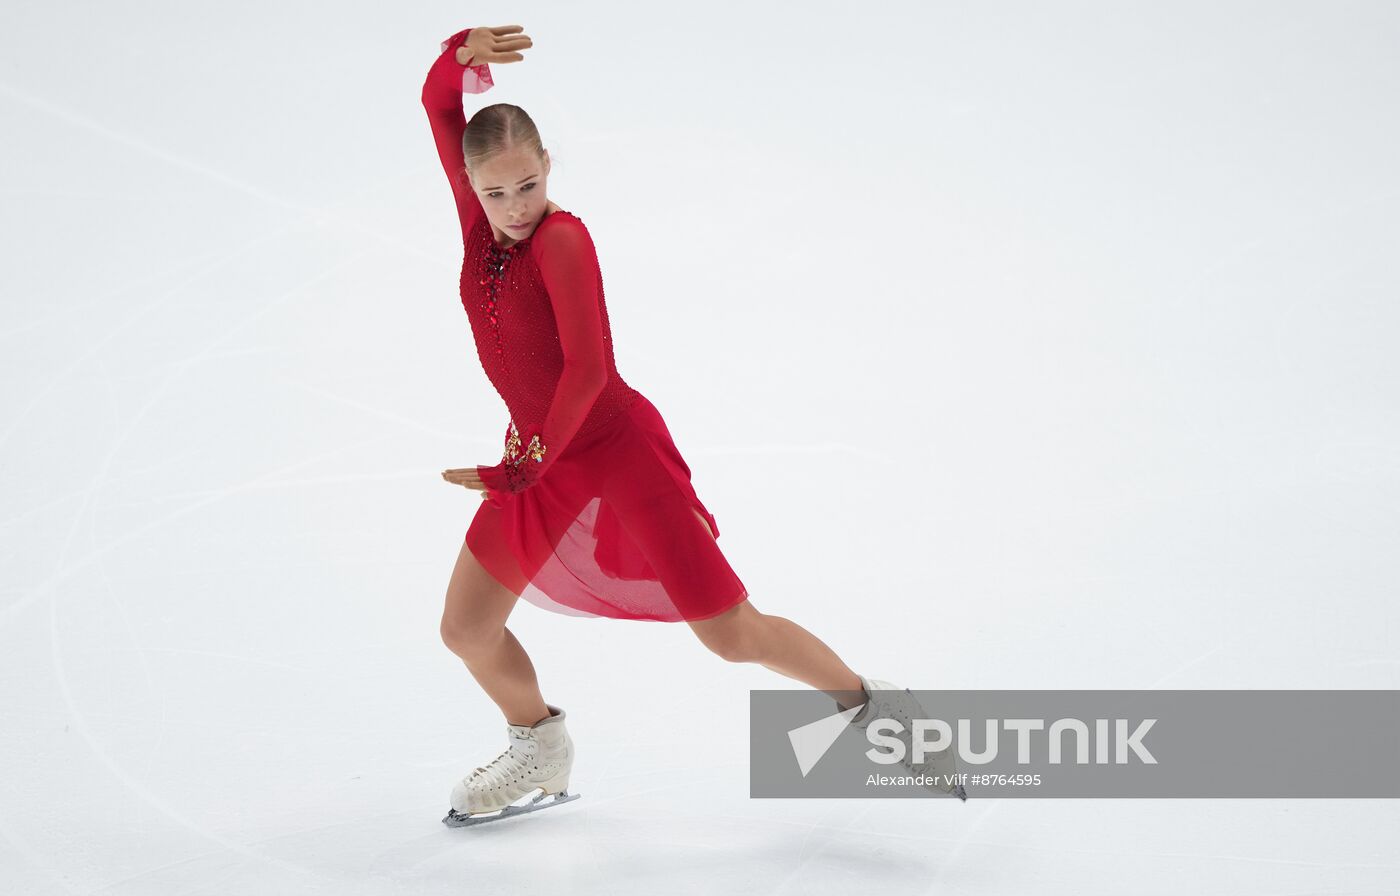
423, 24, 964, 825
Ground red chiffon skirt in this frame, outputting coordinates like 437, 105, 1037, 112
465, 393, 749, 622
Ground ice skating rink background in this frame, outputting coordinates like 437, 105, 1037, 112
3, 1, 1398, 893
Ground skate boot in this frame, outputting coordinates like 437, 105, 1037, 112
847, 674, 967, 801
442, 703, 580, 827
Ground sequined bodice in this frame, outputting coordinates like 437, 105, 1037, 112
459, 212, 641, 442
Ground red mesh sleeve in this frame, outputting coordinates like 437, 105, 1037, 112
421, 27, 495, 248
477, 218, 609, 494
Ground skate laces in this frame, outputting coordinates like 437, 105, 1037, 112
471, 730, 539, 791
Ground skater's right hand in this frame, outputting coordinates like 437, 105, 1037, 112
457, 25, 533, 67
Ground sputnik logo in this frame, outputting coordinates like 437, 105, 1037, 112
787, 704, 868, 777
789, 706, 1161, 774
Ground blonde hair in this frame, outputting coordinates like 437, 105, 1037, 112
462, 103, 547, 176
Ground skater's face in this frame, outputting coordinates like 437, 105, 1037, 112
469, 145, 552, 243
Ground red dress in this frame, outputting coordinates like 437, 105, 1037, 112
422, 28, 749, 623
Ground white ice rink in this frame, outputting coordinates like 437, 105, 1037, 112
3, 2, 1399, 893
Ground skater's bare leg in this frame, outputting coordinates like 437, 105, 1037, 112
440, 538, 551, 728
684, 511, 865, 712
691, 600, 866, 709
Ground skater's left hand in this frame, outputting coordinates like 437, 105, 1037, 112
441, 466, 490, 496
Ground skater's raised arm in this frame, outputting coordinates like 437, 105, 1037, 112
477, 217, 609, 494
421, 25, 531, 246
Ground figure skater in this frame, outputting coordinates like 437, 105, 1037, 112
423, 24, 964, 825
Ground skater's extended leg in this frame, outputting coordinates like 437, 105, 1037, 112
440, 537, 552, 728
682, 510, 865, 711
691, 599, 866, 709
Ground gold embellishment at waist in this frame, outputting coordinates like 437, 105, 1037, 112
503, 420, 546, 466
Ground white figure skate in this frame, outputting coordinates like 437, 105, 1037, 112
848, 674, 967, 801
442, 703, 580, 827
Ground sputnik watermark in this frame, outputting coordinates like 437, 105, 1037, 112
752, 690, 1400, 797
861, 717, 1157, 765
787, 705, 1156, 781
